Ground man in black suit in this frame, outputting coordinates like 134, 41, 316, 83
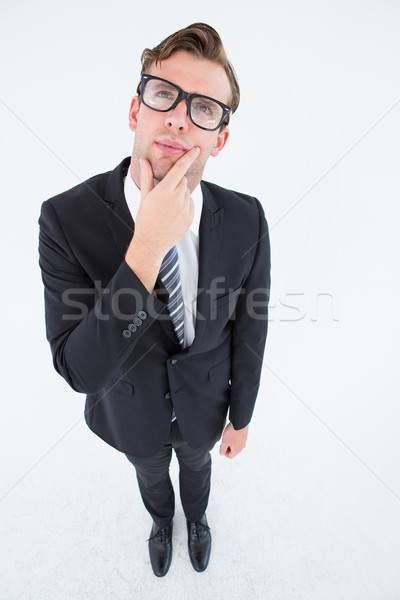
39, 22, 270, 577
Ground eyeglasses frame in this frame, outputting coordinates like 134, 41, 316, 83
136, 74, 232, 131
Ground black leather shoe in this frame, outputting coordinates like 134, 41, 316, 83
148, 521, 173, 577
187, 514, 211, 572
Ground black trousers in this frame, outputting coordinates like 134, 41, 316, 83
125, 419, 222, 529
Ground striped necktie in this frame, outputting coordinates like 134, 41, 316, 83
159, 246, 184, 347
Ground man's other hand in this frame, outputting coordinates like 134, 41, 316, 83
219, 422, 249, 459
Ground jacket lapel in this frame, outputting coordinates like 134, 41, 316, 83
103, 157, 134, 259
186, 182, 224, 354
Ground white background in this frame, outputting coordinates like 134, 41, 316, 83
1, 0, 400, 598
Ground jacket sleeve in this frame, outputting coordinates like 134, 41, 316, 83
38, 199, 167, 394
228, 199, 271, 429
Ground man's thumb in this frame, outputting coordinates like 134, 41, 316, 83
139, 158, 154, 198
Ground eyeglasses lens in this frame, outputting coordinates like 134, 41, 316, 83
143, 79, 224, 130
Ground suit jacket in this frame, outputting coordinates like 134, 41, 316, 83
38, 157, 271, 457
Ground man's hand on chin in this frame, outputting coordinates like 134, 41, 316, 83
219, 422, 249, 459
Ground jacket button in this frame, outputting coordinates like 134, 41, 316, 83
128, 323, 137, 332
138, 311, 147, 320
122, 329, 131, 338
171, 359, 178, 365
133, 317, 143, 326
164, 392, 172, 400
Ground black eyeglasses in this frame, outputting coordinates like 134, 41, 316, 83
137, 74, 232, 131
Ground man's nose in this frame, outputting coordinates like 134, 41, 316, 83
164, 99, 189, 131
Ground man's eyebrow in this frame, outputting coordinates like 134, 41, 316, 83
160, 78, 224, 102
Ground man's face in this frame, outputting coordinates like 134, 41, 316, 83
128, 50, 231, 192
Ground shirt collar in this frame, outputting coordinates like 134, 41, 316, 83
123, 165, 203, 237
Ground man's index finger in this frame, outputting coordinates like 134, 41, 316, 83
162, 146, 200, 189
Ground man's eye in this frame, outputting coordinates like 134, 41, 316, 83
192, 102, 213, 115
155, 90, 174, 99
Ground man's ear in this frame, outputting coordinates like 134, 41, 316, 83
210, 127, 230, 157
128, 96, 140, 132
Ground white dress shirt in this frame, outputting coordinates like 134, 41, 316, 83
123, 166, 203, 349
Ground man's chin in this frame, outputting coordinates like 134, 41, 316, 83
148, 154, 202, 188
150, 156, 178, 183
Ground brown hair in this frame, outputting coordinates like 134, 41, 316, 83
140, 22, 240, 116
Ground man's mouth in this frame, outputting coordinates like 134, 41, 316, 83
155, 139, 189, 156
